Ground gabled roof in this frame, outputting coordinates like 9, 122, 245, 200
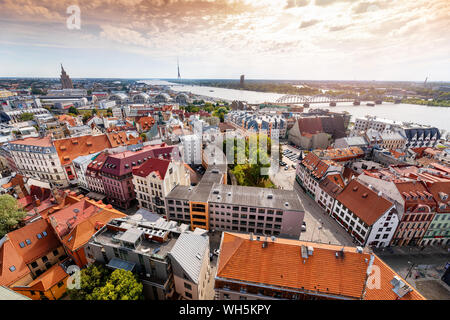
132, 158, 171, 180
168, 233, 209, 284
336, 179, 393, 226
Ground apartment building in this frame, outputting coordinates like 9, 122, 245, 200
295, 151, 343, 201
353, 116, 402, 133
6, 136, 67, 187
421, 182, 450, 246
85, 213, 205, 300
85, 152, 108, 195
331, 179, 399, 247
181, 134, 202, 165
132, 158, 190, 215
168, 232, 211, 300
390, 181, 436, 246
214, 232, 425, 300
72, 152, 100, 190
166, 166, 305, 239
100, 143, 180, 209
0, 218, 70, 300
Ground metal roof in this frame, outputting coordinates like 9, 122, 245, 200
168, 233, 209, 284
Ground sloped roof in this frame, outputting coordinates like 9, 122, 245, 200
6, 218, 61, 264
132, 158, 171, 180
168, 233, 209, 284
336, 179, 393, 226
61, 209, 126, 251
17, 264, 68, 292
217, 233, 369, 299
53, 134, 113, 166
217, 233, 425, 300
364, 255, 425, 300
0, 237, 30, 286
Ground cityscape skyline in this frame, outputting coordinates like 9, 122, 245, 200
1, 0, 449, 81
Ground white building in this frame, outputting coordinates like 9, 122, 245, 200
6, 136, 67, 187
132, 158, 190, 215
331, 179, 399, 247
181, 134, 202, 165
72, 152, 100, 190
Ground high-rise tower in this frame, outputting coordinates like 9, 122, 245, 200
177, 58, 181, 80
60, 64, 73, 89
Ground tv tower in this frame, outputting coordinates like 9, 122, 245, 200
177, 57, 181, 80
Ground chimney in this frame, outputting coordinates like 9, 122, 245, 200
249, 232, 254, 241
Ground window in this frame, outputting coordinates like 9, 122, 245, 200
53, 249, 59, 256
9, 265, 16, 272
184, 282, 192, 290
185, 292, 193, 298
42, 231, 47, 237
36, 233, 42, 239
19, 242, 25, 248
57, 281, 64, 288
31, 261, 38, 268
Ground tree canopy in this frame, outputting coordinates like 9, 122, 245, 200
68, 106, 79, 115
0, 194, 27, 237
68, 265, 143, 300
88, 269, 143, 300
19, 112, 35, 122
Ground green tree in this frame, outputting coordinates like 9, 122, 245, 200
92, 108, 98, 115
106, 108, 113, 117
68, 106, 79, 115
82, 112, 92, 124
19, 112, 34, 121
68, 263, 110, 300
88, 269, 143, 300
140, 133, 148, 142
0, 195, 27, 237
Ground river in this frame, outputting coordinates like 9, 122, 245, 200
139, 80, 450, 132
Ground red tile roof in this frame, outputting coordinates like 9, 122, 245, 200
336, 180, 393, 226
16, 264, 68, 292
132, 158, 171, 180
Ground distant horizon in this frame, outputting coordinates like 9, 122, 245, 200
1, 1, 449, 81
1, 77, 449, 84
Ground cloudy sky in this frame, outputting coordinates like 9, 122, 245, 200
1, 0, 449, 80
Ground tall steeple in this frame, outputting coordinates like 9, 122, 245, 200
60, 63, 73, 89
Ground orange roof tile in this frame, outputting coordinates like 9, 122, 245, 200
217, 233, 369, 299
0, 238, 30, 287
17, 264, 68, 292
53, 134, 112, 166
61, 210, 125, 251
336, 180, 393, 226
364, 255, 425, 300
6, 219, 61, 265
217, 233, 425, 300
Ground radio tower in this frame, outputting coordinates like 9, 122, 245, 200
177, 57, 181, 80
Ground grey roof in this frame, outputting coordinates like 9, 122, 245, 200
118, 228, 143, 244
168, 233, 209, 284
0, 286, 31, 300
208, 183, 304, 211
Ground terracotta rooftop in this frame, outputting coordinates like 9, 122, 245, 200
53, 134, 113, 166
16, 263, 68, 292
61, 209, 125, 251
336, 179, 393, 226
217, 233, 424, 300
